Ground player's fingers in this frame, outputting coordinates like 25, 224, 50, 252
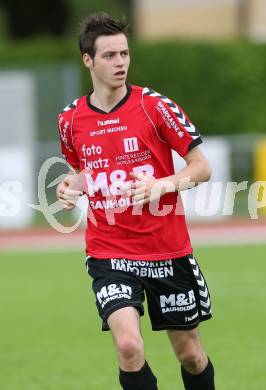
129, 182, 137, 190
132, 198, 146, 206
63, 204, 76, 210
131, 182, 146, 192
129, 172, 146, 181
119, 181, 133, 194
57, 184, 67, 196
59, 199, 75, 209
120, 188, 134, 197
126, 189, 134, 197
59, 197, 76, 206
64, 188, 83, 196
132, 193, 146, 203
62, 189, 82, 201
61, 194, 76, 203
132, 186, 147, 196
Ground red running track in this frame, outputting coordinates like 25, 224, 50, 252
0, 219, 265, 252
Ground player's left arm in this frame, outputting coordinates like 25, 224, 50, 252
168, 145, 212, 190
129, 146, 211, 205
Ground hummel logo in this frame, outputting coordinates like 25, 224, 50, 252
98, 118, 120, 126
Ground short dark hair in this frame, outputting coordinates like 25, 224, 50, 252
79, 12, 129, 57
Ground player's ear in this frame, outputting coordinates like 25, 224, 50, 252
83, 53, 94, 70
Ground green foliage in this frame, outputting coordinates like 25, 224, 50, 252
66, 0, 131, 33
0, 38, 78, 66
0, 38, 265, 135
128, 40, 266, 135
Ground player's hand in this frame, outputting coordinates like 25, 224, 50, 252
56, 173, 83, 210
129, 172, 169, 205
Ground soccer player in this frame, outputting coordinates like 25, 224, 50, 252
56, 12, 215, 390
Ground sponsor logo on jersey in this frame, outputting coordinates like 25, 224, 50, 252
111, 258, 174, 278
89, 197, 133, 210
85, 164, 155, 197
58, 117, 73, 151
97, 118, 120, 126
82, 158, 109, 170
96, 283, 132, 308
90, 126, 127, 137
160, 290, 196, 313
124, 137, 139, 153
82, 144, 102, 156
116, 149, 151, 166
156, 101, 184, 138
81, 144, 109, 170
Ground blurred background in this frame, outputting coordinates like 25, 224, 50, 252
1, 2, 266, 389
0, 0, 266, 231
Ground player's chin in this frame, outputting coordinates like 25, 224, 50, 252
110, 79, 126, 88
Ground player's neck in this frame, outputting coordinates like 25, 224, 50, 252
90, 83, 127, 113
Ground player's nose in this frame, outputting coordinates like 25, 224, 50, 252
115, 54, 125, 66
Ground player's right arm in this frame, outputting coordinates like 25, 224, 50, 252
57, 100, 82, 210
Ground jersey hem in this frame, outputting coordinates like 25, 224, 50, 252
86, 246, 192, 261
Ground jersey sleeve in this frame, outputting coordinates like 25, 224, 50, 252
142, 88, 202, 157
58, 100, 80, 170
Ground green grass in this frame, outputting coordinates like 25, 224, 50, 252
1, 245, 266, 389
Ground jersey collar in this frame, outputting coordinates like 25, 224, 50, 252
86, 84, 132, 114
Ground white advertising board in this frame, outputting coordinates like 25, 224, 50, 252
0, 72, 35, 229
172, 137, 231, 220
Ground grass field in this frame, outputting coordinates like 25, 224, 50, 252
1, 245, 266, 390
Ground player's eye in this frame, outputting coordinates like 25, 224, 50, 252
104, 53, 113, 59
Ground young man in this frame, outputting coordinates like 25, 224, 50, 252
57, 12, 215, 390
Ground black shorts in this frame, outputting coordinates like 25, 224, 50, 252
85, 254, 212, 331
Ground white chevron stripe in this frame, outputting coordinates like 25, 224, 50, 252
63, 99, 78, 112
162, 97, 172, 104
199, 288, 209, 298
197, 277, 205, 287
200, 298, 210, 308
201, 310, 211, 316
188, 123, 196, 133
177, 114, 186, 123
193, 267, 200, 277
169, 106, 179, 113
189, 258, 196, 266
143, 89, 200, 139
185, 124, 196, 132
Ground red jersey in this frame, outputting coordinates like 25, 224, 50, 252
58, 85, 202, 260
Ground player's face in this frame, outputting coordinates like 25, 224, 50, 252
84, 34, 130, 89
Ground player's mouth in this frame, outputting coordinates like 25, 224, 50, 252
114, 70, 126, 78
